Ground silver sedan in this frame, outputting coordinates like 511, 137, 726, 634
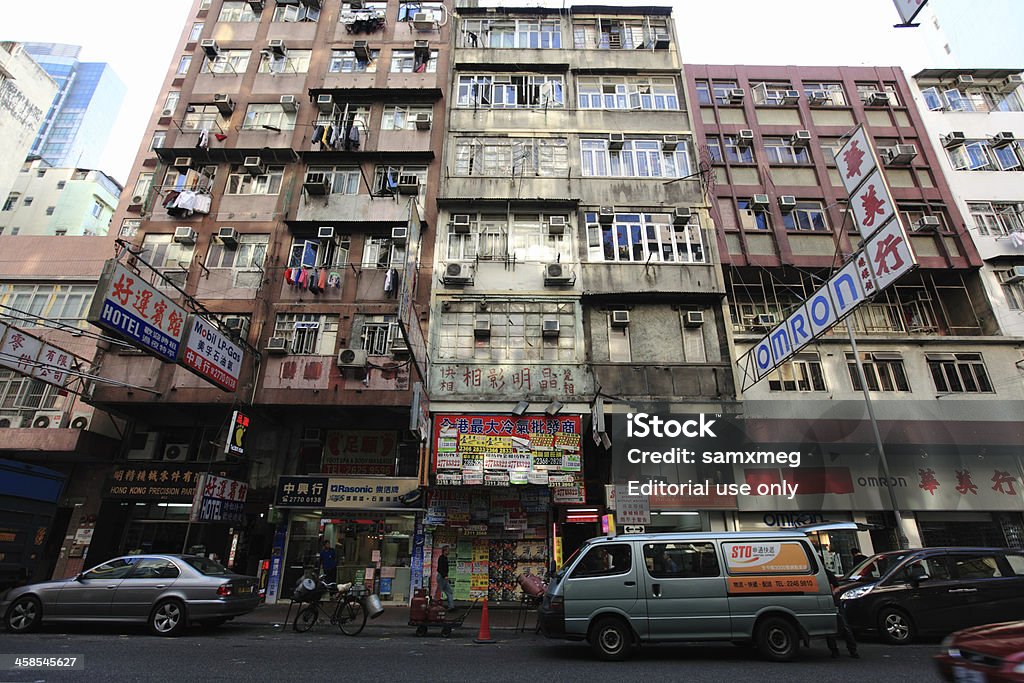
1, 554, 259, 636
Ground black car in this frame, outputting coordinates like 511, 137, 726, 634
838, 547, 1024, 645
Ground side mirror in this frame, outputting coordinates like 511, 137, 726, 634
75, 573, 85, 582
910, 571, 930, 586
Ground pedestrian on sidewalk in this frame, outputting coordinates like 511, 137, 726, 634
437, 545, 455, 610
319, 540, 337, 583
825, 568, 859, 659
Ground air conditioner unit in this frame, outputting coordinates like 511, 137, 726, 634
69, 411, 92, 431
991, 132, 1015, 147
173, 156, 193, 171
451, 214, 471, 234
1003, 74, 1023, 91
544, 262, 572, 285
885, 144, 918, 164
316, 94, 334, 112
1007, 266, 1024, 283
807, 90, 829, 105
126, 431, 160, 460
162, 443, 189, 462
942, 131, 967, 148
414, 40, 430, 58
442, 262, 474, 286
915, 216, 941, 232
213, 93, 235, 115
304, 171, 329, 195
755, 313, 777, 327
200, 39, 220, 58
608, 133, 625, 149
685, 310, 705, 327
791, 130, 812, 147
243, 156, 266, 176
130, 195, 145, 206
318, 226, 335, 240
611, 310, 630, 327
390, 335, 409, 355
247, 0, 265, 11
337, 348, 368, 368
412, 12, 434, 30
737, 129, 755, 147
353, 40, 371, 61
223, 316, 246, 333
32, 410, 65, 429
279, 94, 299, 111
548, 216, 567, 234
781, 89, 800, 104
414, 112, 431, 130
268, 39, 288, 56
957, 74, 975, 85
750, 194, 770, 210
160, 108, 174, 118
391, 226, 408, 243
217, 226, 239, 246
866, 91, 890, 106
173, 226, 197, 245
728, 88, 745, 103
473, 319, 491, 337
299, 428, 322, 444
662, 134, 679, 147
779, 195, 797, 212
598, 206, 615, 223
397, 175, 419, 194
266, 336, 288, 354
542, 319, 560, 338
673, 207, 693, 225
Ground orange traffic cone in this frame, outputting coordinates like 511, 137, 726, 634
473, 597, 496, 644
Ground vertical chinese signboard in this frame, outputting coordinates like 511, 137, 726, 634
190, 474, 248, 524
88, 259, 188, 363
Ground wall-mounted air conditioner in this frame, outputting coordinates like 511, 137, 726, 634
412, 12, 434, 30
807, 90, 829, 105
673, 207, 693, 226
173, 156, 193, 171
247, 0, 265, 11
268, 39, 288, 56
957, 74, 975, 85
337, 348, 368, 368
414, 112, 431, 130
544, 263, 572, 285
318, 226, 336, 240
473, 319, 491, 337
32, 410, 65, 429
548, 216, 567, 234
266, 336, 288, 354
162, 443, 189, 462
397, 175, 419, 194
391, 226, 408, 243
218, 226, 239, 246
865, 91, 890, 106
885, 144, 918, 164
990, 132, 1015, 147
542, 320, 560, 338
598, 206, 615, 223
781, 90, 800, 104
685, 310, 705, 327
243, 156, 266, 176
413, 40, 430, 58
755, 313, 777, 327
915, 216, 941, 232
69, 411, 92, 431
779, 195, 797, 212
737, 129, 754, 147
442, 262, 474, 286
451, 214, 471, 234
791, 130, 812, 147
173, 226, 197, 245
279, 94, 299, 112
1007, 266, 1024, 283
353, 41, 371, 61
304, 171, 329, 195
1002, 74, 1023, 92
611, 310, 630, 327
728, 88, 745, 103
316, 94, 334, 112
391, 335, 410, 355
224, 316, 246, 334
608, 133, 625, 149
942, 131, 967, 148
750, 194, 770, 210
213, 93, 234, 115
201, 39, 220, 58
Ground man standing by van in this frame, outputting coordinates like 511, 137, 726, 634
826, 568, 859, 658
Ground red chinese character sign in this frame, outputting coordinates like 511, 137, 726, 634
864, 219, 917, 292
88, 259, 189, 364
836, 127, 879, 195
0, 321, 82, 389
850, 169, 897, 239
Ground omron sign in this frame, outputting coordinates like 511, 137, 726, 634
740, 126, 917, 389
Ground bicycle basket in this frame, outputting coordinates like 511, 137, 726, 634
293, 577, 324, 602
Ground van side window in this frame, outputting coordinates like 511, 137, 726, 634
570, 544, 632, 579
953, 554, 1004, 580
644, 543, 719, 578
1006, 554, 1024, 575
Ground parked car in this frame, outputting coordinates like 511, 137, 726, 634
935, 621, 1024, 682
1, 554, 259, 636
838, 547, 1024, 645
540, 524, 863, 662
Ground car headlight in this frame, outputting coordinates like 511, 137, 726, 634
839, 584, 875, 600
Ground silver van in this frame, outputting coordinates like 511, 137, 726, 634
539, 529, 845, 661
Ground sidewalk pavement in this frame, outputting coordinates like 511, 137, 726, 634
236, 600, 540, 633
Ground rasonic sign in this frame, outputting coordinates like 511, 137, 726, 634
739, 126, 917, 389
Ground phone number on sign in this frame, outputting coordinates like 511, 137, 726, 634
3, 656, 83, 670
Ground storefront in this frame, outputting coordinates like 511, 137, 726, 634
270, 475, 424, 603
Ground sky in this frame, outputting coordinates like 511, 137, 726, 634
2, 0, 943, 186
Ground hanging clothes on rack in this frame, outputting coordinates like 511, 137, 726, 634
329, 124, 341, 150
197, 127, 210, 150
193, 193, 212, 215
384, 267, 397, 295
318, 268, 328, 291
312, 124, 325, 148
347, 124, 360, 151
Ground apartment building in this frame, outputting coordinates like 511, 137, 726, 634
0, 42, 57, 207
686, 64, 1024, 571
909, 69, 1024, 336
0, 158, 122, 237
87, 0, 446, 598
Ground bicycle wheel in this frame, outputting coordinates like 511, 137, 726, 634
337, 597, 367, 636
293, 605, 320, 633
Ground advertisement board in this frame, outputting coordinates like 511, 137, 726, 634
189, 473, 248, 524
179, 315, 243, 392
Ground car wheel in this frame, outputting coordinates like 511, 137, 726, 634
878, 607, 915, 645
754, 616, 799, 662
6, 596, 41, 634
415, 625, 427, 637
150, 599, 186, 637
589, 616, 633, 661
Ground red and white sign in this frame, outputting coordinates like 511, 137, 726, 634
864, 219, 917, 292
0, 323, 43, 377
836, 127, 878, 195
850, 169, 897, 239
32, 343, 75, 387
893, 0, 928, 25
323, 430, 398, 476
179, 315, 243, 392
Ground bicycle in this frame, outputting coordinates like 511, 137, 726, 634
292, 576, 368, 636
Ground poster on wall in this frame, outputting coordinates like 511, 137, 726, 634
322, 430, 398, 476
433, 414, 583, 490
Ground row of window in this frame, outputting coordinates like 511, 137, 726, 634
178, 47, 439, 77
214, 0, 442, 25
695, 80, 901, 107
947, 139, 1023, 172
0, 284, 94, 329
921, 86, 1022, 113
720, 197, 949, 234
767, 352, 993, 395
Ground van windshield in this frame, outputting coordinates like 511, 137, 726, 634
846, 551, 915, 581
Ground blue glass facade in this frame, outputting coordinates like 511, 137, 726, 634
24, 43, 126, 169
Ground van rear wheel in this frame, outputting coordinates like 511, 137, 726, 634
589, 616, 633, 661
754, 616, 799, 662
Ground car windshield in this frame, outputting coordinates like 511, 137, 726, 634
183, 556, 230, 575
846, 551, 915, 581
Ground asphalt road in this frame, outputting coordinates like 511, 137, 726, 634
0, 622, 946, 683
